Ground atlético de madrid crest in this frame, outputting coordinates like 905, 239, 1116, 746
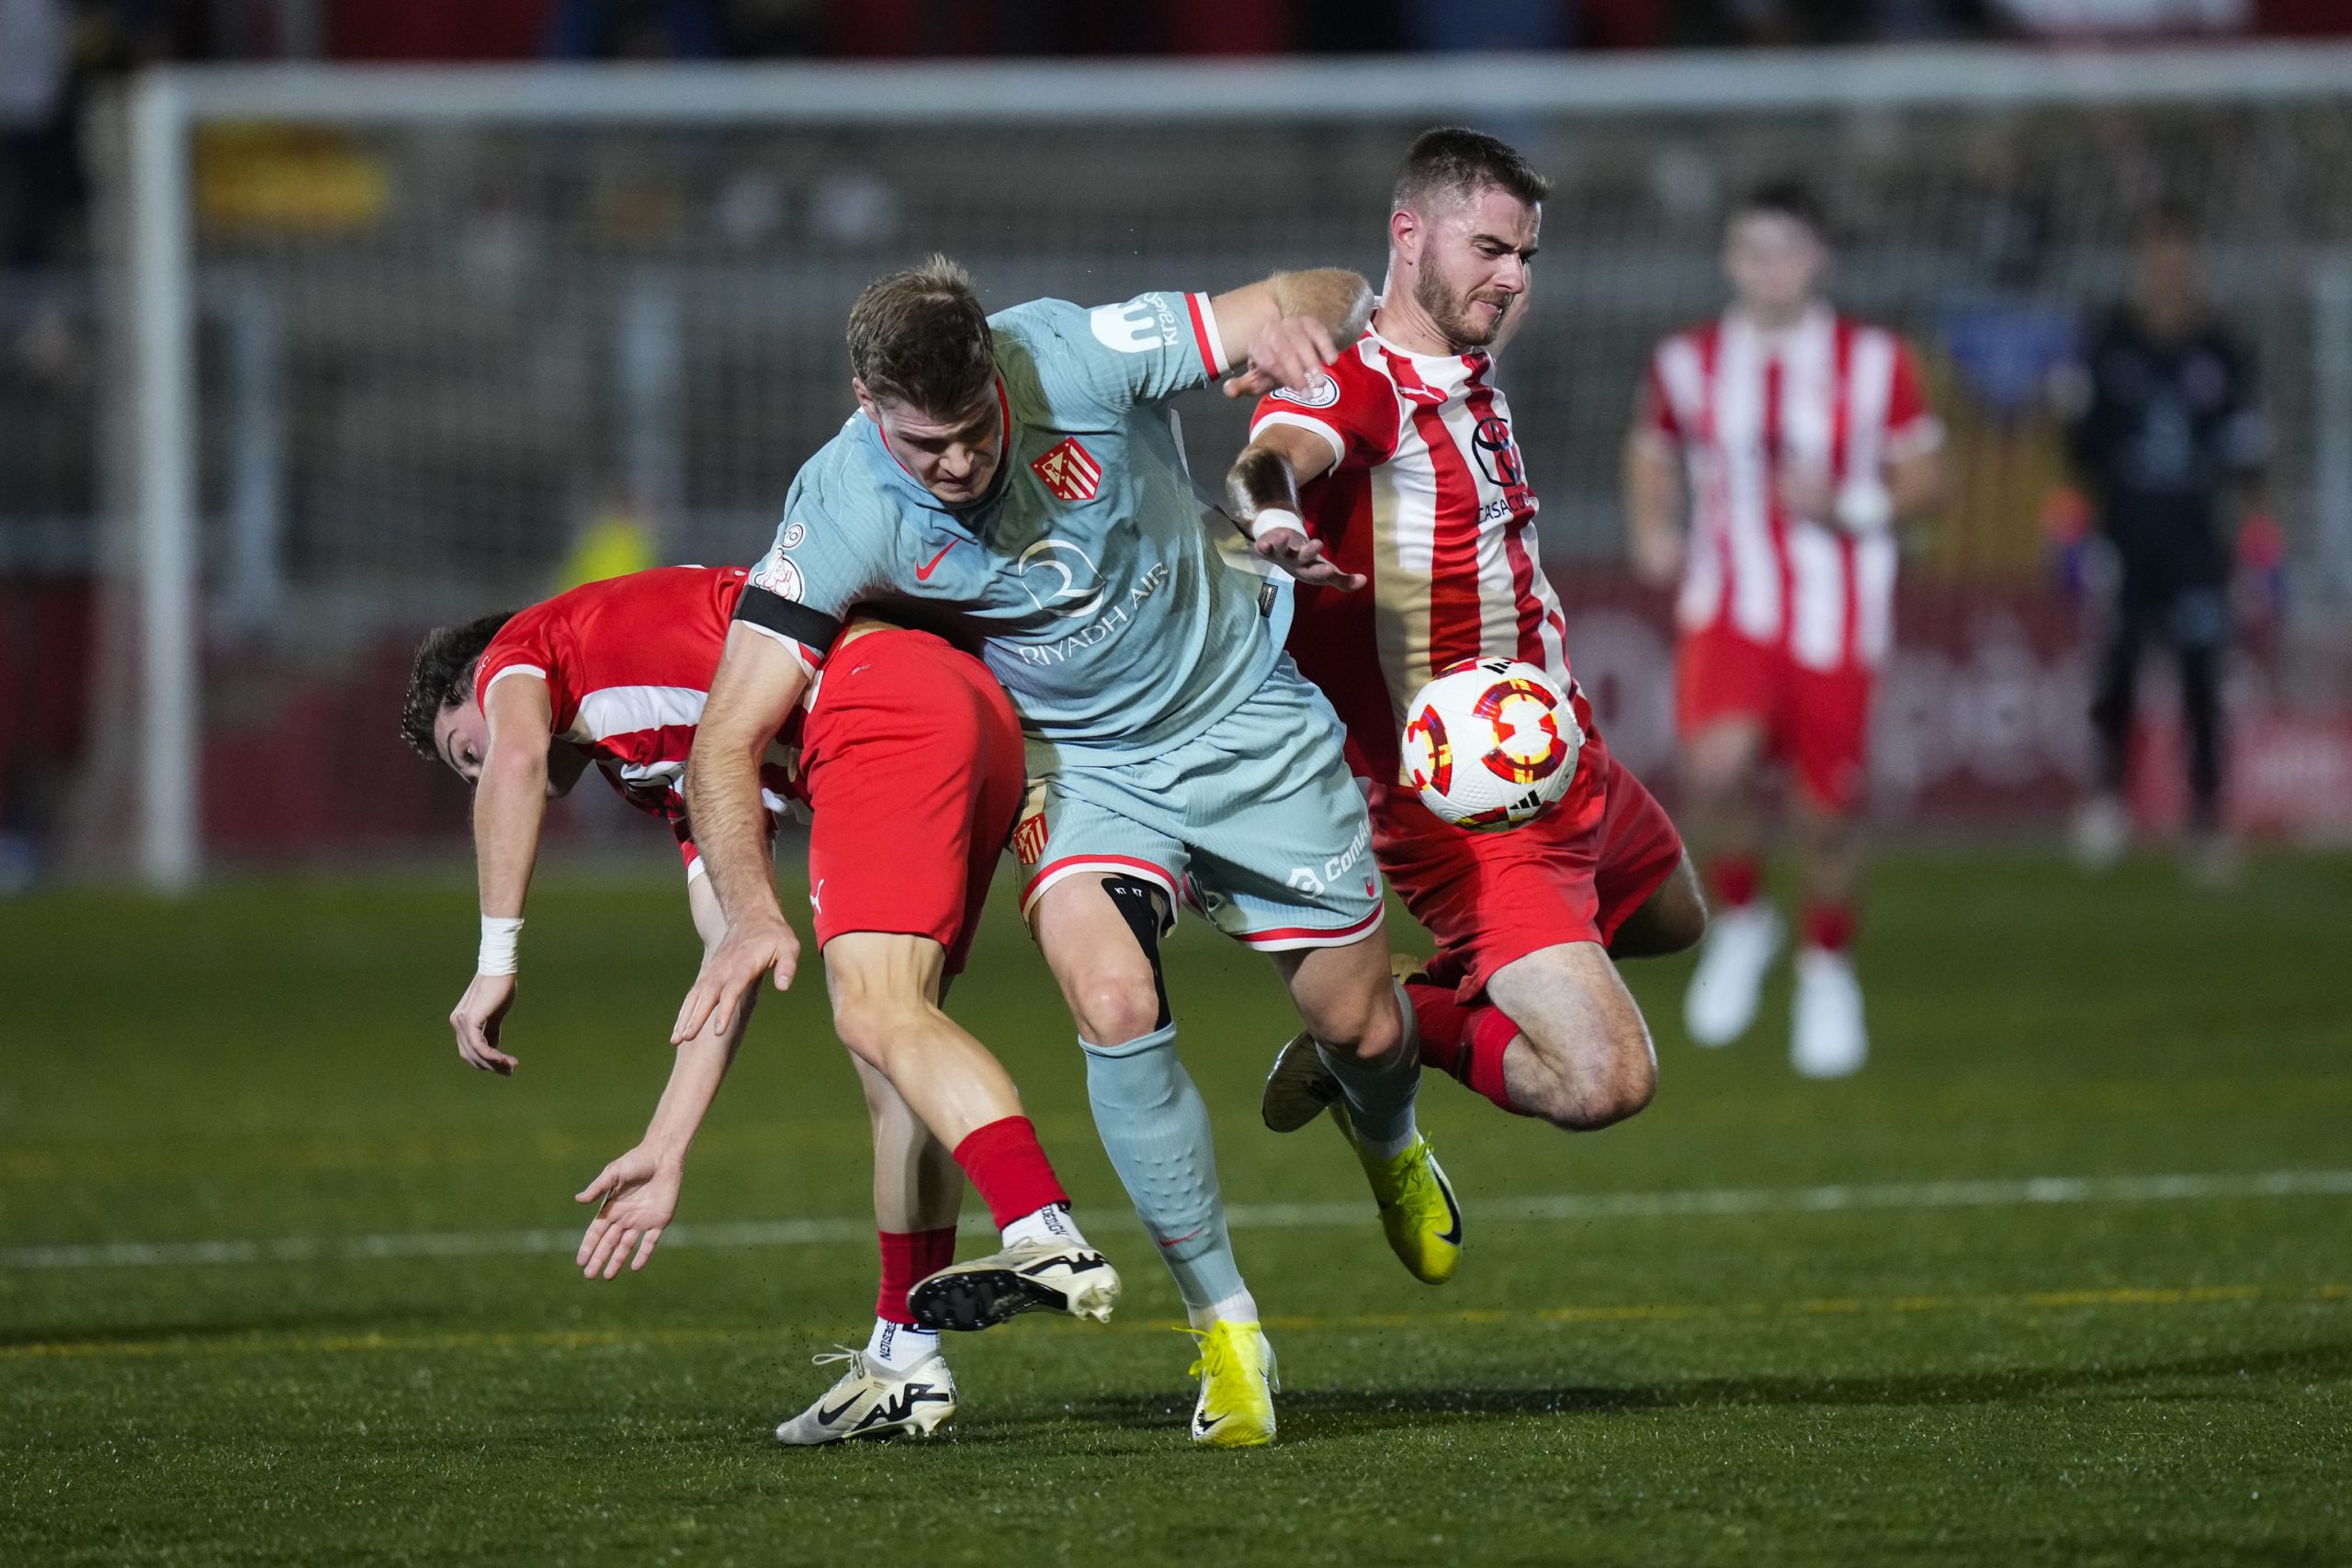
1031, 437, 1102, 502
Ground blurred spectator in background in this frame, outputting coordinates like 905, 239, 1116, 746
2058, 207, 2267, 882
0, 0, 73, 267
546, 0, 721, 58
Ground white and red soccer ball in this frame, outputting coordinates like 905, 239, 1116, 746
1401, 657, 1582, 831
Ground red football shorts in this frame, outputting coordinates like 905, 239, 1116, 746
1674, 625, 1874, 815
798, 628, 1023, 976
1372, 722, 1686, 1006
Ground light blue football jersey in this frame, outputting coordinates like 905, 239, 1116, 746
745, 293, 1291, 769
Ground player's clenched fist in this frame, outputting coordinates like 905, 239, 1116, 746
1225, 313, 1341, 401
451, 971, 520, 1075
673, 913, 799, 1044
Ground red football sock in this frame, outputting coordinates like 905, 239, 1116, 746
1803, 901, 1857, 953
952, 1115, 1070, 1232
1711, 852, 1761, 910
1408, 981, 1528, 1117
1405, 980, 1472, 1061
875, 1226, 957, 1325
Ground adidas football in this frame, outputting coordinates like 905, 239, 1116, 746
1401, 657, 1582, 831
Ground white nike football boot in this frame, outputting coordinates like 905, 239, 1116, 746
907, 1240, 1121, 1332
1790, 945, 1868, 1078
775, 1348, 956, 1445
1683, 903, 1782, 1046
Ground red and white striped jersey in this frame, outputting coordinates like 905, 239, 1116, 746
1641, 306, 1942, 672
1252, 329, 1573, 784
473, 566, 800, 863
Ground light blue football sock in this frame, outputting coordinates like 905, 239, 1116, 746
1315, 979, 1422, 1157
1079, 1022, 1247, 1317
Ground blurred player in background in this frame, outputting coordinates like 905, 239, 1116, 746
1625, 181, 1945, 1077
2057, 206, 2268, 884
676, 256, 1448, 1448
1227, 129, 1704, 1156
400, 565, 1118, 1446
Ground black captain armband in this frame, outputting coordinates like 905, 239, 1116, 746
733, 583, 843, 653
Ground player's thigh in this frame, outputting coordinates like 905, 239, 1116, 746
1787, 662, 1874, 818
1485, 941, 1654, 1076
804, 638, 1010, 961
1674, 628, 1776, 794
1029, 873, 1174, 1047
1271, 931, 1404, 1062
1015, 761, 1189, 1045
1587, 750, 1702, 959
1180, 672, 1385, 955
1374, 781, 1610, 1005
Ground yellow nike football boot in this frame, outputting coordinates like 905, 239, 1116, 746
1182, 1322, 1278, 1448
1332, 1101, 1463, 1285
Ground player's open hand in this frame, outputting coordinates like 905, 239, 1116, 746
574, 1145, 682, 1280
451, 972, 520, 1076
1225, 314, 1340, 401
1254, 525, 1366, 592
673, 913, 798, 1044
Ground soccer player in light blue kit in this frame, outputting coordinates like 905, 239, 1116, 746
673, 257, 1464, 1447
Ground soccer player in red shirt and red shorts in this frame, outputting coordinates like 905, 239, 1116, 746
401, 564, 1118, 1444
1227, 129, 1707, 1157
1625, 181, 1945, 1077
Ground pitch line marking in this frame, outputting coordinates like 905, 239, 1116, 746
4, 1168, 2348, 1275
3, 1282, 2343, 1364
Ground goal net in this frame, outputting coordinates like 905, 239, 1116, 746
76, 50, 2352, 886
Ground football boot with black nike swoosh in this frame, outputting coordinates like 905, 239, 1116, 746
908, 1239, 1121, 1331
1183, 1321, 1277, 1448
775, 1347, 956, 1445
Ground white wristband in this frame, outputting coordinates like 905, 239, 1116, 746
1834, 479, 1894, 535
478, 916, 523, 976
1245, 506, 1304, 543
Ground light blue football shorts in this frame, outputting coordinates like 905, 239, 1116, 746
1012, 661, 1385, 952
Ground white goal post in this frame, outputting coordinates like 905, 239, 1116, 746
98, 44, 2352, 889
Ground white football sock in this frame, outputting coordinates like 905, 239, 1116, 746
865, 1317, 940, 1371
1002, 1201, 1087, 1250
1185, 1287, 1261, 1330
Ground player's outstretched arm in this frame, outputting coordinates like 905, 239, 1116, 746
674, 623, 810, 1044
1211, 269, 1373, 400
451, 674, 555, 1076
1227, 421, 1363, 592
577, 877, 749, 1279
1623, 427, 1686, 589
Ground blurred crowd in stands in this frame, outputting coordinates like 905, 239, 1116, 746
6, 0, 2352, 268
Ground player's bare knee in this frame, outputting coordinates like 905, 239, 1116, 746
830, 994, 925, 1077
1520, 1022, 1656, 1131
1070, 973, 1162, 1050
1316, 996, 1407, 1067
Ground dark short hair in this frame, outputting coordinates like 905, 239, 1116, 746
846, 254, 997, 414
400, 611, 514, 760
1730, 178, 1830, 240
1393, 127, 1549, 217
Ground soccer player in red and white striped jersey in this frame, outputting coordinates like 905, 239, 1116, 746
1624, 181, 1945, 1077
400, 565, 1119, 1444
1229, 128, 1706, 1153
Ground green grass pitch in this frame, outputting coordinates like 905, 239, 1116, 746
3, 850, 2347, 1566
